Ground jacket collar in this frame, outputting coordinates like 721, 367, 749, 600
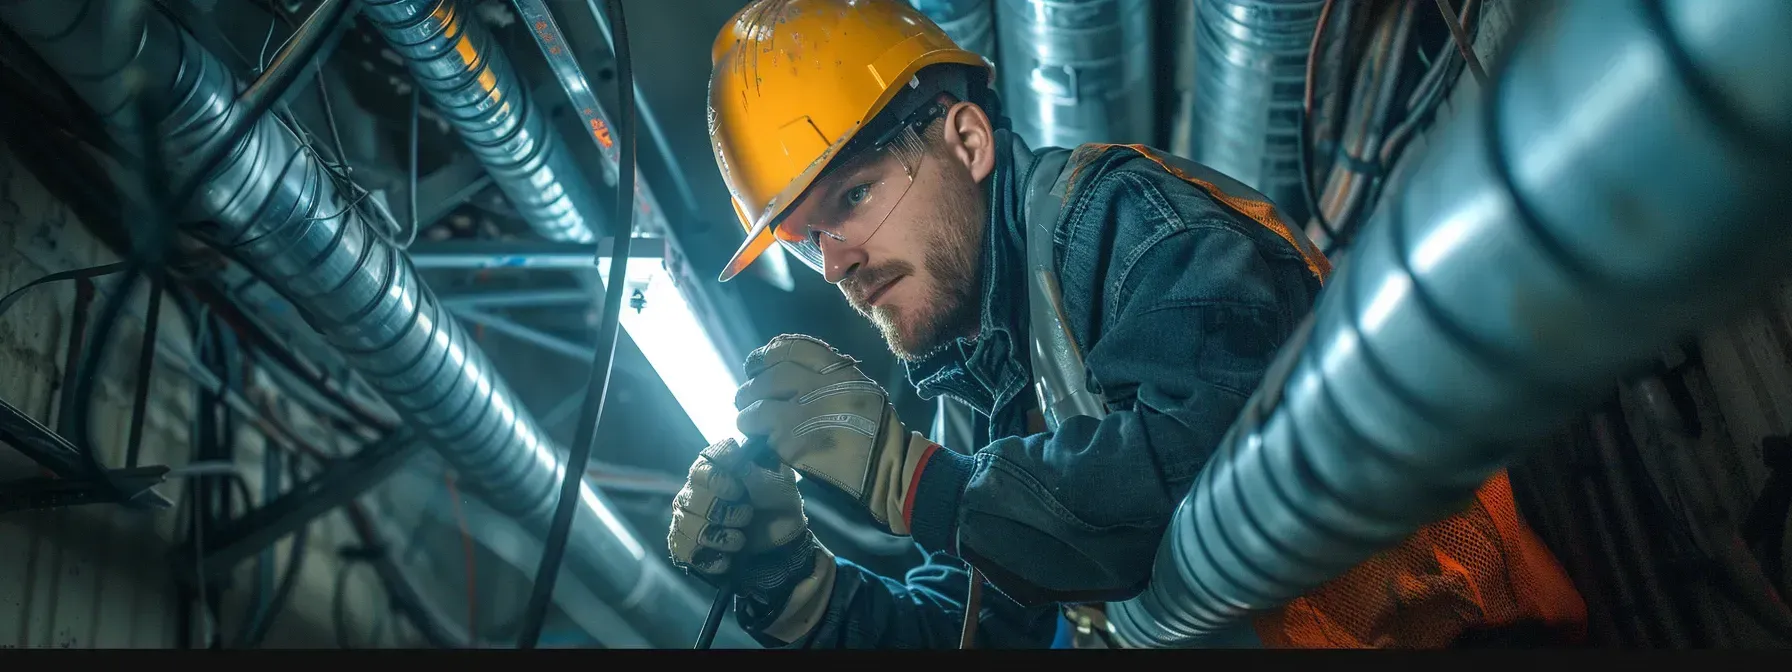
904, 130, 1039, 415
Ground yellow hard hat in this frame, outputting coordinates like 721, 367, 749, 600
708, 0, 993, 282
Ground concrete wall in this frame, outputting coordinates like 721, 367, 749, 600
0, 139, 409, 649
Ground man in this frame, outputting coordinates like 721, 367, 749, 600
667, 0, 1586, 649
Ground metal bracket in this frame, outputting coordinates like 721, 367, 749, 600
0, 466, 171, 513
0, 395, 174, 511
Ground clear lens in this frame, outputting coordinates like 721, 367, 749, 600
773, 125, 928, 274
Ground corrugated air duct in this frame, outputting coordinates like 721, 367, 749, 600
0, 0, 731, 648
1177, 0, 1325, 226
360, 0, 604, 243
1110, 0, 1792, 646
994, 0, 1155, 148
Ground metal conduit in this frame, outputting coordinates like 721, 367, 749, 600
994, 0, 1155, 149
0, 0, 724, 648
911, 0, 998, 63
1180, 0, 1325, 225
1111, 0, 1792, 646
360, 0, 603, 243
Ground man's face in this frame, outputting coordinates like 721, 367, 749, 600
778, 134, 987, 360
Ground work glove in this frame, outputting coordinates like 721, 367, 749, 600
667, 437, 837, 643
734, 334, 937, 536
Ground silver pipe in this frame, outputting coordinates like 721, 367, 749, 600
360, 0, 604, 243
1111, 0, 1792, 646
1179, 0, 1325, 224
912, 0, 998, 62
994, 0, 1155, 148
0, 0, 714, 648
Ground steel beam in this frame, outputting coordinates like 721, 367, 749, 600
407, 238, 663, 269
453, 309, 597, 362
438, 289, 594, 309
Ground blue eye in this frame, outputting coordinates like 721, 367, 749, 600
844, 183, 871, 208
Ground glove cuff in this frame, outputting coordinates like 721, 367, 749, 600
735, 532, 837, 643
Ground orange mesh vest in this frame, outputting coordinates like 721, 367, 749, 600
1067, 144, 1589, 649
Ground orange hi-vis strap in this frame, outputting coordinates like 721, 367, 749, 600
1064, 144, 1333, 284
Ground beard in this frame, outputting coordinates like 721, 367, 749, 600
845, 185, 984, 361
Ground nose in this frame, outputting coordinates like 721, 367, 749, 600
819, 231, 866, 284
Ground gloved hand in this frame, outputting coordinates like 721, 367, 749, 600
667, 437, 837, 643
734, 334, 938, 536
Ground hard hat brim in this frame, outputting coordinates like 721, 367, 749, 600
718, 217, 778, 282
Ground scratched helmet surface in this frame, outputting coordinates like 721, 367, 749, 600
707, 0, 991, 282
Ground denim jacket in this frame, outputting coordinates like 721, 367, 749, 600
759, 130, 1328, 649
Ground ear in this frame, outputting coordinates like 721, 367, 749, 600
940, 100, 996, 184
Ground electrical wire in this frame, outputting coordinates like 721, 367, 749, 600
515, 0, 636, 649
1432, 0, 1488, 85
1314, 0, 1421, 255
1298, 0, 1343, 245
184, 278, 396, 433
1331, 0, 1480, 251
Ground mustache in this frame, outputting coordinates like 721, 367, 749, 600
842, 261, 913, 312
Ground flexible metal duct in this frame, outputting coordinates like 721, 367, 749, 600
0, 0, 728, 648
1111, 0, 1792, 646
994, 0, 1155, 148
1178, 0, 1324, 225
912, 0, 997, 62
361, 0, 602, 243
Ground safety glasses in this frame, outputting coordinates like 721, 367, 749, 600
773, 102, 946, 275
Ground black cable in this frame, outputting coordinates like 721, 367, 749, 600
515, 0, 635, 649
122, 277, 164, 470
332, 547, 366, 649
0, 263, 128, 320
237, 521, 310, 648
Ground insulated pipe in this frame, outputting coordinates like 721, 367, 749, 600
1110, 0, 1792, 646
0, 0, 722, 648
1179, 0, 1326, 225
360, 0, 604, 243
994, 0, 1156, 149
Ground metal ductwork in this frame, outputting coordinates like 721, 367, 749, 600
1112, 0, 1792, 647
360, 0, 603, 243
912, 0, 997, 63
994, 0, 1155, 149
1176, 0, 1324, 226
0, 0, 733, 648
